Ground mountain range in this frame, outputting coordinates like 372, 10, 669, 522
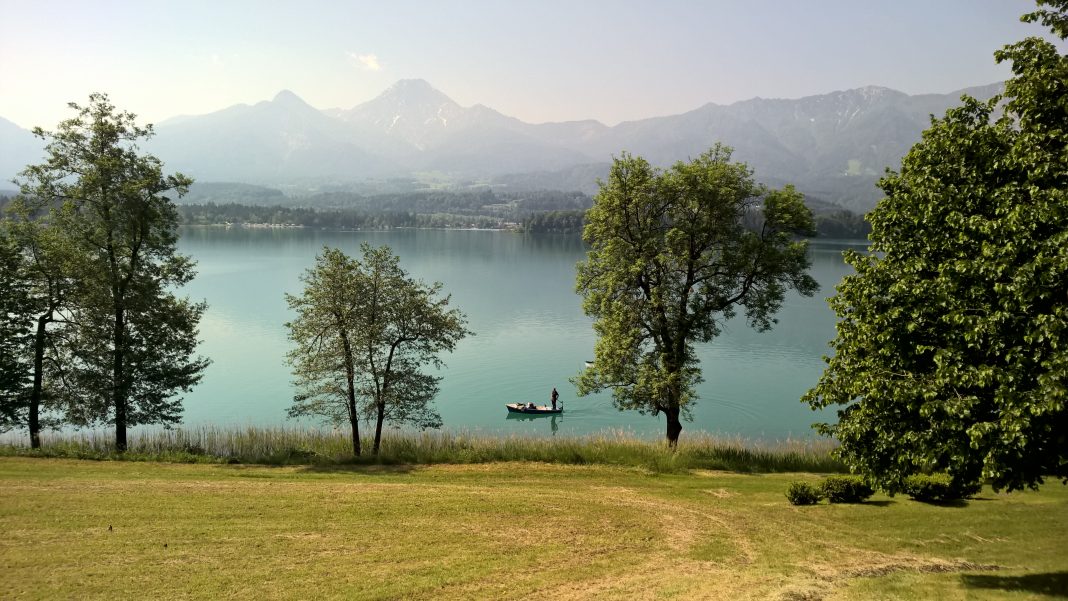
0, 79, 1002, 212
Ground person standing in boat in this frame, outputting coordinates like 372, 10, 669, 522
551, 387, 559, 410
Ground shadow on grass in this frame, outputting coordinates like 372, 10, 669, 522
908, 498, 970, 508
207, 460, 418, 476
861, 500, 895, 507
297, 463, 417, 476
961, 571, 1068, 598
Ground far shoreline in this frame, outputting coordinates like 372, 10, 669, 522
177, 223, 872, 242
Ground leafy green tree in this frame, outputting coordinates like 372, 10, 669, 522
0, 227, 34, 434
286, 248, 368, 456
16, 93, 209, 451
286, 244, 469, 456
0, 199, 76, 447
804, 2, 1068, 492
575, 145, 818, 446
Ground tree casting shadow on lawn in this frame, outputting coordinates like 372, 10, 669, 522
961, 571, 1068, 598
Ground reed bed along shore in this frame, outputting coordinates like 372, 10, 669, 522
0, 425, 845, 473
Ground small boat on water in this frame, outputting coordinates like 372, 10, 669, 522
584, 360, 594, 369
506, 403, 563, 415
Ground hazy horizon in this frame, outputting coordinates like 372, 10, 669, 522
2, 0, 1065, 131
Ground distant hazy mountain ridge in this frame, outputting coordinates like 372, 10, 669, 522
0, 80, 1002, 212
0, 116, 42, 187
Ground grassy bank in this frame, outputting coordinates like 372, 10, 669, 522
0, 426, 845, 473
1, 458, 1065, 600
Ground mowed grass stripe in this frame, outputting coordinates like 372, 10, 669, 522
1, 458, 1065, 600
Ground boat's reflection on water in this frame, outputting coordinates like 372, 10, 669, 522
505, 411, 562, 434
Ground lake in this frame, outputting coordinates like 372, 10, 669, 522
175, 227, 862, 441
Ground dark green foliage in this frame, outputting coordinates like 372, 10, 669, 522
0, 201, 78, 447
786, 481, 824, 505
179, 203, 506, 230
177, 189, 593, 230
0, 232, 33, 430
16, 94, 209, 450
316, 188, 591, 216
1022, 0, 1068, 37
811, 210, 871, 239
520, 210, 587, 233
575, 145, 818, 445
177, 195, 866, 237
903, 474, 982, 502
61, 290, 208, 429
820, 475, 874, 503
805, 3, 1068, 492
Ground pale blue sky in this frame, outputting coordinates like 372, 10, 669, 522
0, 0, 1061, 130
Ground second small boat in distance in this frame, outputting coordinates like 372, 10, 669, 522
506, 403, 562, 414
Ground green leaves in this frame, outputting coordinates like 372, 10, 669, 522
0, 229, 34, 431
286, 244, 470, 456
576, 145, 818, 444
805, 4, 1068, 493
13, 93, 208, 447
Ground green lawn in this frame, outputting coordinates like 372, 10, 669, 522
1, 458, 1065, 600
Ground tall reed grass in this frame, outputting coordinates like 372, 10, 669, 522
0, 426, 845, 474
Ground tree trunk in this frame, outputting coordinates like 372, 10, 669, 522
665, 405, 683, 449
348, 412, 361, 457
661, 351, 685, 448
340, 334, 360, 457
29, 312, 49, 449
372, 400, 386, 456
346, 377, 361, 457
113, 306, 127, 452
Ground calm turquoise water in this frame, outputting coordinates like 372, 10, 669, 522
175, 227, 861, 441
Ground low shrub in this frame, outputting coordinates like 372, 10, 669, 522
786, 481, 823, 505
820, 475, 874, 503
903, 473, 981, 502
